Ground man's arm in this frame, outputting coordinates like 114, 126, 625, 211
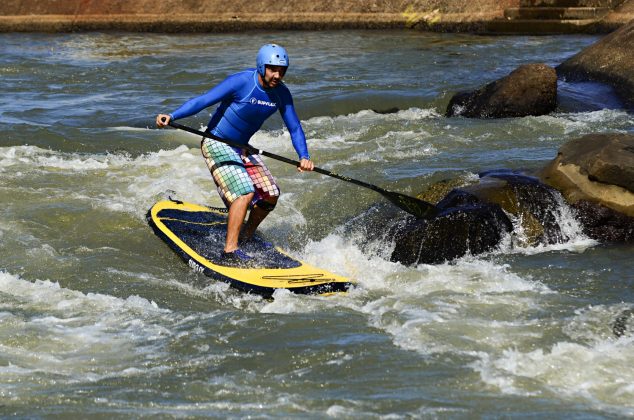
280, 93, 315, 172
280, 100, 314, 172
279, 92, 309, 159
156, 75, 236, 127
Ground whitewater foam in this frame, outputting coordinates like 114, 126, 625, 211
499, 191, 598, 256
0, 271, 173, 386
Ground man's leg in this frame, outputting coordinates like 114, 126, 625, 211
241, 197, 278, 241
225, 193, 254, 253
240, 153, 280, 242
201, 138, 256, 254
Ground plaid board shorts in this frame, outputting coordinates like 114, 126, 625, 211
201, 138, 280, 208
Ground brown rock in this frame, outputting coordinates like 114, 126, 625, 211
540, 133, 634, 217
557, 19, 634, 109
446, 63, 557, 118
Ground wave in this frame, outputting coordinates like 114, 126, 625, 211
0, 270, 172, 384
472, 303, 634, 414
266, 233, 634, 414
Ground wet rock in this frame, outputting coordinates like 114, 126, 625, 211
346, 163, 633, 265
557, 19, 634, 109
464, 170, 568, 245
416, 176, 477, 205
390, 190, 513, 265
540, 133, 634, 217
446, 63, 557, 118
612, 308, 634, 338
372, 107, 400, 114
346, 171, 570, 265
572, 200, 634, 243
341, 202, 402, 247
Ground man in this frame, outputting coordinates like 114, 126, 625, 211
156, 43, 313, 264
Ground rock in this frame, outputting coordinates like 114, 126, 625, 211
390, 190, 513, 265
345, 171, 572, 265
344, 149, 634, 265
464, 170, 569, 245
572, 200, 634, 243
416, 176, 477, 205
540, 133, 634, 217
446, 63, 557, 118
560, 133, 634, 191
557, 19, 634, 109
612, 308, 634, 338
372, 107, 400, 114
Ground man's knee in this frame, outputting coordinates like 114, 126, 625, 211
254, 197, 277, 212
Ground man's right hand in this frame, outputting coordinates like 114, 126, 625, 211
156, 114, 171, 128
297, 158, 314, 172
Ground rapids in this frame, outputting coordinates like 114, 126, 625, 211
1, 31, 633, 417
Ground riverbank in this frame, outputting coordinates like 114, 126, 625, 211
0, 12, 500, 32
1, 0, 631, 33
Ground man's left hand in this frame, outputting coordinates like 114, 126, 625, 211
297, 158, 314, 172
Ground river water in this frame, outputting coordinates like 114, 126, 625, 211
1, 31, 634, 418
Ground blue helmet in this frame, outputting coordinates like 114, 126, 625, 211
256, 44, 289, 76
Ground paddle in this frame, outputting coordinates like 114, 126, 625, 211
165, 120, 439, 219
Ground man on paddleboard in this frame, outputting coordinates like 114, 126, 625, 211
156, 44, 313, 264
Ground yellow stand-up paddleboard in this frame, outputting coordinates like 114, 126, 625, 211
147, 200, 354, 297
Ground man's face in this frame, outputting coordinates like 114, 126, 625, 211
263, 65, 287, 88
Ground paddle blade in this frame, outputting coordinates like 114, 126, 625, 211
384, 191, 439, 219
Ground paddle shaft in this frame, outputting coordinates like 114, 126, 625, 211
166, 120, 438, 218
168, 120, 401, 194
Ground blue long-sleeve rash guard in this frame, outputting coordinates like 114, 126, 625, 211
170, 69, 310, 160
